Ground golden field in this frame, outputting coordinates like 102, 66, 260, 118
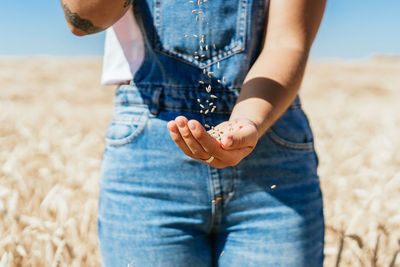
0, 57, 399, 266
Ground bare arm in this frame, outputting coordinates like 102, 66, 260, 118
167, 0, 326, 168
60, 0, 133, 36
230, 0, 326, 138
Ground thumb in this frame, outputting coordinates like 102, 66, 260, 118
221, 125, 257, 150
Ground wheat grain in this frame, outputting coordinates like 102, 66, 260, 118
1, 18, 399, 267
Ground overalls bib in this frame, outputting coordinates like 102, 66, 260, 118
98, 0, 324, 266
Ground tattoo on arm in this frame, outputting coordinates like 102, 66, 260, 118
124, 0, 133, 8
62, 4, 104, 34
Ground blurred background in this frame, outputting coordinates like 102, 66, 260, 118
1, 0, 399, 58
0, 1, 399, 267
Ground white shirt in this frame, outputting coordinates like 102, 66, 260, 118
101, 8, 144, 85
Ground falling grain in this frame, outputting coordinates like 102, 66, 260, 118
0, 6, 398, 267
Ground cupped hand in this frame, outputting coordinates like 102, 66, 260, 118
167, 116, 259, 168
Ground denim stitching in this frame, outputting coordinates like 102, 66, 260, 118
114, 101, 301, 111
120, 85, 241, 92
206, 165, 216, 234
266, 129, 314, 151
152, 0, 248, 67
105, 110, 149, 147
240, 0, 248, 51
154, 45, 246, 69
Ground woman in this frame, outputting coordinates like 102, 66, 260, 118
62, 0, 326, 266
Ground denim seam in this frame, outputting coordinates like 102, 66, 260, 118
155, 43, 245, 69
152, 0, 248, 68
115, 103, 233, 114
266, 129, 314, 151
105, 110, 149, 147
221, 167, 237, 205
114, 102, 301, 112
120, 85, 241, 92
207, 165, 216, 234
240, 0, 248, 52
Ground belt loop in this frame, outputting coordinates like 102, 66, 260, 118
149, 87, 163, 117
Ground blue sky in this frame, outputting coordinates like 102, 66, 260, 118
0, 0, 399, 59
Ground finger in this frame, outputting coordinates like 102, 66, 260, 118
168, 120, 230, 167
167, 120, 195, 158
174, 116, 210, 159
188, 120, 237, 162
190, 120, 256, 166
221, 124, 258, 150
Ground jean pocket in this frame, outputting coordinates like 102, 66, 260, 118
266, 108, 315, 151
153, 0, 248, 68
105, 106, 149, 147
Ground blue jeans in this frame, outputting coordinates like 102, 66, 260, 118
97, 85, 324, 266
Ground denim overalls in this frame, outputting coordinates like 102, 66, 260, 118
98, 0, 324, 266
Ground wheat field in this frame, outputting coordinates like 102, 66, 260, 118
0, 57, 399, 267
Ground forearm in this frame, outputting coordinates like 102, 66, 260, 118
60, 0, 132, 36
230, 47, 309, 138
230, 0, 325, 139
